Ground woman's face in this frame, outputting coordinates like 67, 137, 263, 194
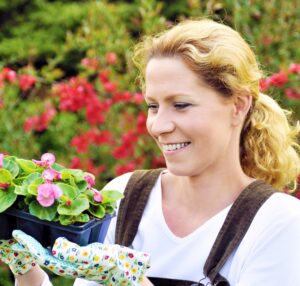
145, 57, 239, 177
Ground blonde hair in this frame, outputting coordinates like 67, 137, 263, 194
133, 19, 300, 190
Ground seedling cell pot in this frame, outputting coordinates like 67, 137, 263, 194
0, 208, 113, 247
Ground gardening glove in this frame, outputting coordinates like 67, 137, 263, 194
13, 230, 151, 285
0, 238, 36, 275
11, 230, 86, 279
52, 236, 151, 285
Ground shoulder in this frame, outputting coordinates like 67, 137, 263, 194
247, 192, 300, 241
101, 172, 133, 194
260, 192, 300, 219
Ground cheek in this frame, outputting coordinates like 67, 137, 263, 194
146, 116, 153, 135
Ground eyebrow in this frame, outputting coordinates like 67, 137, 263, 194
144, 93, 192, 101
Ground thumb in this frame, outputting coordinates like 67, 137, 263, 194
12, 230, 47, 259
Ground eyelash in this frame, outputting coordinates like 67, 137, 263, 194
174, 103, 191, 110
147, 103, 191, 111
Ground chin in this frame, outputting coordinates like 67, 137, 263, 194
165, 164, 193, 177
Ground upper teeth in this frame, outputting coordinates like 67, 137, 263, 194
163, 142, 189, 151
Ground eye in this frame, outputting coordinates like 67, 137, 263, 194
147, 103, 159, 112
174, 103, 191, 110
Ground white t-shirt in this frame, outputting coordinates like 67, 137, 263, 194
34, 171, 300, 285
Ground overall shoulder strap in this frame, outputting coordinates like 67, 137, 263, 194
204, 180, 276, 285
115, 168, 164, 246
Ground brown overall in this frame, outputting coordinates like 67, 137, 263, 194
115, 169, 276, 286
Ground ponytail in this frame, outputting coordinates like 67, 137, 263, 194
241, 93, 300, 190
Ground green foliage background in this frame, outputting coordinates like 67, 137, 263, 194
0, 0, 299, 284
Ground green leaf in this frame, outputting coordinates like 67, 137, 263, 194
0, 169, 13, 185
61, 169, 84, 182
51, 163, 65, 171
14, 185, 28, 196
57, 215, 74, 226
100, 190, 123, 204
88, 204, 105, 219
29, 201, 57, 221
0, 186, 17, 212
61, 170, 76, 186
16, 159, 40, 174
3, 157, 19, 178
57, 197, 89, 216
75, 213, 90, 223
76, 180, 88, 192
28, 177, 44, 195
104, 204, 115, 215
56, 183, 78, 199
23, 173, 42, 186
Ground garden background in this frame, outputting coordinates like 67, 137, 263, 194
0, 0, 299, 284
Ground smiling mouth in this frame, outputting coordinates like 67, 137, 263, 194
162, 142, 191, 152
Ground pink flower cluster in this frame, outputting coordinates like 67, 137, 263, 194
0, 67, 36, 92
54, 77, 111, 125
23, 104, 56, 133
260, 63, 300, 99
37, 183, 62, 207
33, 153, 104, 207
71, 129, 113, 154
33, 153, 63, 207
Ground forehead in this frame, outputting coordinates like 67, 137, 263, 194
145, 57, 210, 98
145, 57, 198, 83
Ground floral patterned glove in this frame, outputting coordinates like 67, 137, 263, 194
12, 230, 90, 280
0, 238, 36, 275
13, 230, 150, 285
52, 237, 151, 285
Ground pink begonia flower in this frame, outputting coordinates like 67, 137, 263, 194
0, 153, 4, 168
92, 188, 103, 203
84, 175, 95, 188
33, 153, 56, 168
42, 168, 62, 182
37, 183, 62, 207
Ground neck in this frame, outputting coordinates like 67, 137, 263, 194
164, 164, 254, 215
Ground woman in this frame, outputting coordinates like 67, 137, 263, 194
9, 19, 300, 286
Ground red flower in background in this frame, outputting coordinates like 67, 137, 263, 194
115, 161, 136, 176
131, 92, 144, 104
285, 88, 300, 100
19, 74, 36, 91
86, 97, 106, 125
98, 69, 110, 84
112, 91, 131, 103
86, 159, 106, 177
54, 77, 96, 112
80, 57, 100, 71
23, 105, 56, 132
1, 67, 17, 83
87, 129, 113, 146
103, 81, 117, 93
268, 71, 289, 87
136, 112, 147, 134
70, 157, 81, 168
70, 134, 90, 154
288, 63, 300, 74
105, 52, 117, 65
151, 156, 166, 168
259, 78, 271, 92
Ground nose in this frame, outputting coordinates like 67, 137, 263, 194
147, 109, 175, 137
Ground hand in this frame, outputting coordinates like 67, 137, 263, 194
13, 230, 151, 285
0, 238, 36, 275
